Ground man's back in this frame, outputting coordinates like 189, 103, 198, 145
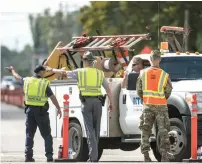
140, 67, 169, 106
78, 67, 104, 96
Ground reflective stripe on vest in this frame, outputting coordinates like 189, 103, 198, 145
78, 68, 104, 96
142, 68, 168, 105
24, 77, 49, 106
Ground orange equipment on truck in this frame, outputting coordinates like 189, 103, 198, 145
41, 25, 191, 81
160, 25, 191, 53
42, 28, 152, 81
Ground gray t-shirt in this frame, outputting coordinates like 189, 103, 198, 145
66, 69, 108, 90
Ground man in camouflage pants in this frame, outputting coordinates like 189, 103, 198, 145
136, 50, 174, 162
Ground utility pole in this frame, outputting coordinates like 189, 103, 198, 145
184, 9, 189, 51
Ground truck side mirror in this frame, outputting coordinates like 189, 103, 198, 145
127, 72, 139, 90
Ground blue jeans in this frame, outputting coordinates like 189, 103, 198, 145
25, 106, 53, 159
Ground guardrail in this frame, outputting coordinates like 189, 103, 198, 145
1, 88, 24, 108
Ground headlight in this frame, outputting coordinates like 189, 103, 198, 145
185, 92, 202, 114
9, 85, 15, 90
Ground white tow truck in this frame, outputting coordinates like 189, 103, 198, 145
46, 26, 202, 162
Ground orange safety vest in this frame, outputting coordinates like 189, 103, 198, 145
141, 67, 169, 105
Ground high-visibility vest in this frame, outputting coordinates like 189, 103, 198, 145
24, 77, 50, 106
141, 67, 168, 105
78, 68, 104, 96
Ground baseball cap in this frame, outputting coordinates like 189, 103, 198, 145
82, 51, 96, 61
34, 65, 46, 74
132, 57, 143, 64
150, 50, 162, 59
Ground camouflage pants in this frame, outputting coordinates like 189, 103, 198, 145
140, 107, 170, 154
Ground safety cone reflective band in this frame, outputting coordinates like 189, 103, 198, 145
63, 103, 69, 117
63, 110, 69, 117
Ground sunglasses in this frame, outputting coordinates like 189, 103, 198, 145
132, 63, 139, 66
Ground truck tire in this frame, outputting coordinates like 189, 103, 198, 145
68, 121, 88, 161
151, 118, 187, 162
68, 121, 103, 161
150, 141, 161, 162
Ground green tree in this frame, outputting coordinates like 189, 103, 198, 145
1, 45, 33, 77
79, 1, 202, 53
29, 5, 83, 54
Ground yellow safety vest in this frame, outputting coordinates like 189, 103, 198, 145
78, 68, 104, 96
24, 77, 50, 106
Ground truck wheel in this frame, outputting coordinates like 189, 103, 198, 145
150, 141, 161, 162
167, 118, 187, 161
68, 121, 103, 161
68, 121, 88, 161
152, 118, 187, 162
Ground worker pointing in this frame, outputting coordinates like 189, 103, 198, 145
136, 50, 174, 162
45, 51, 113, 162
8, 65, 62, 162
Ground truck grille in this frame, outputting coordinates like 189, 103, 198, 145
198, 114, 202, 145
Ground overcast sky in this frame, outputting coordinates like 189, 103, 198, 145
0, 0, 90, 51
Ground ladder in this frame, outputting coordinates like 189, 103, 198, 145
57, 33, 151, 53
56, 32, 151, 69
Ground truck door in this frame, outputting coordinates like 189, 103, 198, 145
119, 73, 143, 135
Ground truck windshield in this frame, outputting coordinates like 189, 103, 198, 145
160, 57, 202, 81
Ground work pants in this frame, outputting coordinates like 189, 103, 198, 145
140, 107, 170, 155
25, 106, 53, 159
81, 97, 102, 161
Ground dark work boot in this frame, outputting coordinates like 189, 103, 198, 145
87, 158, 98, 162
47, 158, 53, 162
143, 152, 152, 162
25, 157, 35, 162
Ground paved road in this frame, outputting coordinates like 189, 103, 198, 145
0, 102, 180, 164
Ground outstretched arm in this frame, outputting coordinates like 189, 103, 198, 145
45, 66, 78, 80
45, 66, 67, 76
7, 66, 22, 81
